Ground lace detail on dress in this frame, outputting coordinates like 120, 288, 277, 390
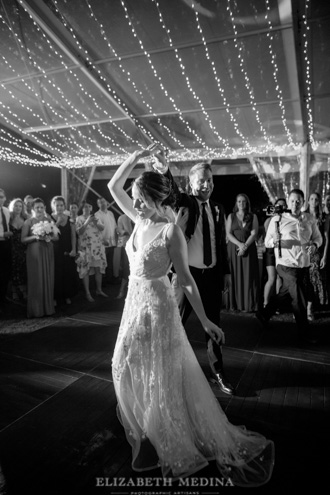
112, 220, 274, 486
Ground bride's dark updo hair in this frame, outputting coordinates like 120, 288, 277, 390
133, 171, 176, 210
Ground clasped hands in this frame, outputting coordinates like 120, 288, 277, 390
138, 144, 168, 172
236, 242, 248, 256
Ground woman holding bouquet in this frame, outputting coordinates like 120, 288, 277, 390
21, 197, 59, 318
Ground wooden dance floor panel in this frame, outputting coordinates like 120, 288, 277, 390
0, 300, 329, 494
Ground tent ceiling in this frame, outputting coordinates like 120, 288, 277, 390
0, 0, 330, 168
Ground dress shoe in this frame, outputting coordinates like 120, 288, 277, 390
210, 372, 235, 395
255, 311, 269, 329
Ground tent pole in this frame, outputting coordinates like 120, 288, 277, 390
61, 167, 68, 206
299, 142, 310, 201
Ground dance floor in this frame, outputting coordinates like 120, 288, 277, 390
0, 288, 329, 495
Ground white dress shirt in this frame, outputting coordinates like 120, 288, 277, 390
180, 199, 217, 269
265, 211, 323, 268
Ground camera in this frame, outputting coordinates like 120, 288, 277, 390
264, 204, 290, 216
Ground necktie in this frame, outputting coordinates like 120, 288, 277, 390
202, 202, 212, 266
1, 207, 8, 233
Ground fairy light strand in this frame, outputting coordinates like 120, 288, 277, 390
265, 0, 294, 145
50, 0, 157, 144
302, 0, 314, 147
227, 0, 273, 148
120, 0, 212, 150
152, 0, 231, 150
191, 2, 252, 150
0, 0, 322, 167
85, 0, 185, 150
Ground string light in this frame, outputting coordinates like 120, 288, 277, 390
227, 0, 273, 148
119, 0, 213, 150
85, 0, 185, 150
265, 0, 295, 146
0, 0, 323, 168
152, 0, 231, 151
181, 0, 252, 151
50, 0, 158, 145
302, 0, 315, 147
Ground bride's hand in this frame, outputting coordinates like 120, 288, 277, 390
138, 143, 162, 158
204, 320, 225, 345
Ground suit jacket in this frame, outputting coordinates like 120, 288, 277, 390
165, 169, 230, 288
0, 206, 10, 240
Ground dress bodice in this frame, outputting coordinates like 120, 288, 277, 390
230, 212, 253, 243
126, 221, 172, 279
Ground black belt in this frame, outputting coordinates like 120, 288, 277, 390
189, 265, 216, 274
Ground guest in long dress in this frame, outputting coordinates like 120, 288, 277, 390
226, 194, 260, 312
75, 200, 107, 302
8, 198, 27, 301
303, 192, 326, 319
21, 198, 58, 318
50, 196, 77, 306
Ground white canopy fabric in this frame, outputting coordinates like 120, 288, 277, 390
0, 0, 329, 200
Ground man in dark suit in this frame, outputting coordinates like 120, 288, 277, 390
154, 156, 234, 395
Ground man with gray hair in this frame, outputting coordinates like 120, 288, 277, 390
153, 156, 234, 395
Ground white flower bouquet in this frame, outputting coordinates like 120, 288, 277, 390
31, 220, 60, 242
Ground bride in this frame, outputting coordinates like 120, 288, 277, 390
108, 144, 274, 487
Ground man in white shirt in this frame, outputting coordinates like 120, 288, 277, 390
95, 197, 118, 283
0, 188, 13, 312
257, 189, 322, 343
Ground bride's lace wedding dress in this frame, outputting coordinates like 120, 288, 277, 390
112, 221, 274, 486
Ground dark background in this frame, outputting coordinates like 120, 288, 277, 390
1, 161, 269, 220
1, 161, 61, 211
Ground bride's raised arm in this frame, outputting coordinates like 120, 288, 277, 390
108, 144, 161, 222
